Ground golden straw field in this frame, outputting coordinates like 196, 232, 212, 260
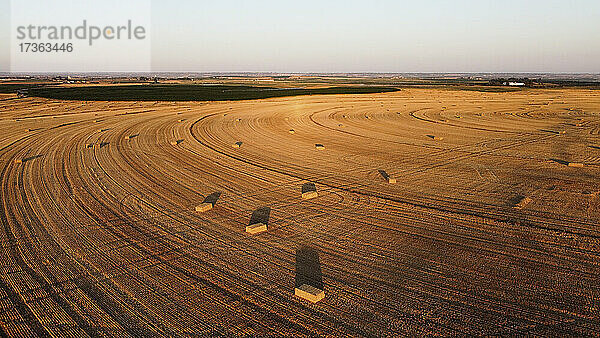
1, 86, 599, 336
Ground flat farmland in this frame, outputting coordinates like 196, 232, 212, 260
0, 86, 599, 336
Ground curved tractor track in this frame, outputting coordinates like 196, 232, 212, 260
1, 88, 599, 336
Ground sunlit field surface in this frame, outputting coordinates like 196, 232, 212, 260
1, 85, 599, 336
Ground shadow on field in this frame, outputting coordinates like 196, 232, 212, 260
378, 170, 390, 180
550, 158, 569, 166
203, 192, 221, 207
507, 194, 527, 207
302, 183, 317, 194
249, 207, 271, 226
295, 246, 323, 289
23, 154, 43, 162
540, 129, 563, 134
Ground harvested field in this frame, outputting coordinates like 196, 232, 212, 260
0, 86, 599, 336
26, 84, 399, 101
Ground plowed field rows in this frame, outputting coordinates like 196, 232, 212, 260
0, 88, 599, 336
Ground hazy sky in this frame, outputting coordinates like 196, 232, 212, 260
2, 0, 600, 73
150, 0, 600, 73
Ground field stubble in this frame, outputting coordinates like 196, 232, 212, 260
0, 88, 599, 336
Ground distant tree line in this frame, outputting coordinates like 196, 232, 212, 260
488, 78, 600, 88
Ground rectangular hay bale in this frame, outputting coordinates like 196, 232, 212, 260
302, 191, 318, 200
514, 196, 532, 209
295, 284, 325, 303
246, 223, 267, 234
568, 162, 584, 168
195, 203, 213, 213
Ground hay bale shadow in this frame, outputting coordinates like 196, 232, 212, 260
295, 246, 323, 289
302, 183, 317, 194
249, 207, 270, 226
508, 194, 527, 207
550, 158, 569, 166
203, 192, 221, 207
426, 135, 443, 140
378, 170, 390, 180
22, 154, 42, 163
